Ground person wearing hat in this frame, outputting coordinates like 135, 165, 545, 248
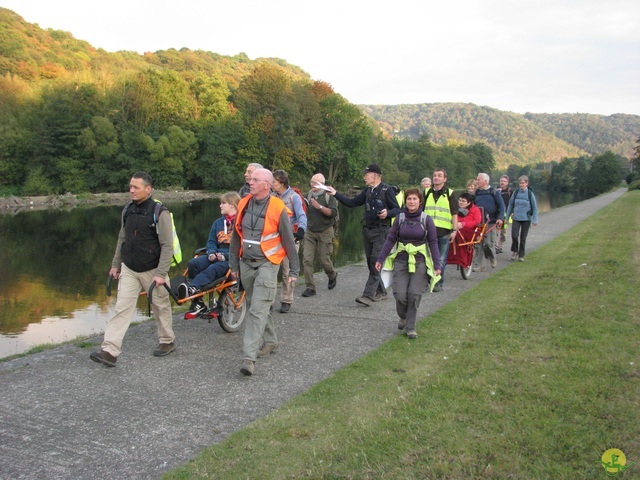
325, 164, 401, 306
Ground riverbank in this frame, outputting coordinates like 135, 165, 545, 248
0, 190, 220, 212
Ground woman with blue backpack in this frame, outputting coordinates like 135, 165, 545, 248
505, 175, 539, 262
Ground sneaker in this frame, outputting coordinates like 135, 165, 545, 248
240, 359, 255, 376
328, 273, 338, 290
355, 295, 373, 306
511, 252, 518, 261
407, 330, 418, 339
184, 299, 208, 320
153, 342, 175, 357
301, 288, 316, 297
491, 258, 497, 268
178, 282, 198, 300
279, 303, 291, 313
433, 284, 443, 292
397, 318, 407, 330
473, 266, 487, 272
518, 257, 525, 262
90, 350, 117, 367
373, 292, 387, 302
495, 247, 503, 254
258, 342, 278, 357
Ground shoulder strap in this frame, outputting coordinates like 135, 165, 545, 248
121, 201, 134, 224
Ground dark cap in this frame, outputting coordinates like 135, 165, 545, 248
363, 164, 382, 175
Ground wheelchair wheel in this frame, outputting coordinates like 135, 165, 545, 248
218, 287, 246, 333
460, 247, 474, 280
460, 263, 472, 279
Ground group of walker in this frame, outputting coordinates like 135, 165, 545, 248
90, 166, 537, 376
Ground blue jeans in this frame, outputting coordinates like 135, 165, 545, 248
187, 255, 229, 290
436, 234, 451, 286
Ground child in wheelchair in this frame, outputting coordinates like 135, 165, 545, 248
178, 192, 240, 319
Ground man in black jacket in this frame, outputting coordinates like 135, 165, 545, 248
327, 164, 401, 306
90, 171, 176, 367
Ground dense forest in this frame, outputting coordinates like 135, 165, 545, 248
0, 8, 636, 200
361, 103, 640, 168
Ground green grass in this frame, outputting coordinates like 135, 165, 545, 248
166, 192, 634, 478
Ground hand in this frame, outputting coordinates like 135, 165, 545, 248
294, 228, 305, 242
496, 219, 504, 228
230, 271, 239, 281
377, 209, 388, 219
374, 262, 382, 272
310, 198, 321, 209
288, 275, 297, 284
434, 269, 442, 276
449, 231, 457, 243
325, 186, 336, 195
109, 267, 120, 279
153, 275, 166, 286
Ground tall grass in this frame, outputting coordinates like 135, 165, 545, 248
166, 192, 639, 479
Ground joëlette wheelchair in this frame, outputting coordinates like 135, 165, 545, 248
106, 248, 247, 333
446, 211, 498, 280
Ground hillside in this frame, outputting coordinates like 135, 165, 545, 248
0, 8, 309, 86
524, 112, 639, 158
360, 103, 639, 168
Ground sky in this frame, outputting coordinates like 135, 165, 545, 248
2, 0, 640, 115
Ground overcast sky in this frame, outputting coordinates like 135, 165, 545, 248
3, 0, 639, 115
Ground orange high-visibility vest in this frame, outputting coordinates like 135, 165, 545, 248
235, 195, 288, 264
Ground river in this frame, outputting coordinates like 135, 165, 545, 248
0, 190, 571, 358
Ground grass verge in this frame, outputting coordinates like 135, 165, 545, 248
165, 192, 639, 479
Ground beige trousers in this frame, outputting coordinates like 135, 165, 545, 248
102, 263, 174, 357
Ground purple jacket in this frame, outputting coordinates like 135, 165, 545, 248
377, 208, 442, 272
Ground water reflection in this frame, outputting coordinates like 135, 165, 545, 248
0, 199, 362, 357
0, 189, 565, 358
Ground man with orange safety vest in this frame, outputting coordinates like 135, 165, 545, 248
229, 168, 299, 376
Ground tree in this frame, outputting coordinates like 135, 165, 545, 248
585, 151, 623, 196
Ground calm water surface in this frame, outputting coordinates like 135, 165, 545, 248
0, 190, 569, 358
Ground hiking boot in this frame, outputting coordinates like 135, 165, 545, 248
373, 292, 387, 302
279, 303, 291, 313
355, 295, 373, 306
301, 288, 316, 297
258, 342, 278, 357
397, 318, 407, 330
178, 282, 198, 300
491, 258, 497, 268
328, 273, 338, 290
90, 350, 117, 367
240, 359, 255, 376
153, 342, 175, 357
184, 299, 208, 320
433, 283, 443, 292
407, 330, 418, 339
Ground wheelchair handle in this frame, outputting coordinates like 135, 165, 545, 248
147, 281, 180, 306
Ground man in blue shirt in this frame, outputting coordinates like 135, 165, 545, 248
472, 173, 505, 272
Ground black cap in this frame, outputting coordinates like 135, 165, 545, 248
363, 164, 382, 175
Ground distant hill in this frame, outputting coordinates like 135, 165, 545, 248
360, 103, 639, 168
0, 7, 309, 86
